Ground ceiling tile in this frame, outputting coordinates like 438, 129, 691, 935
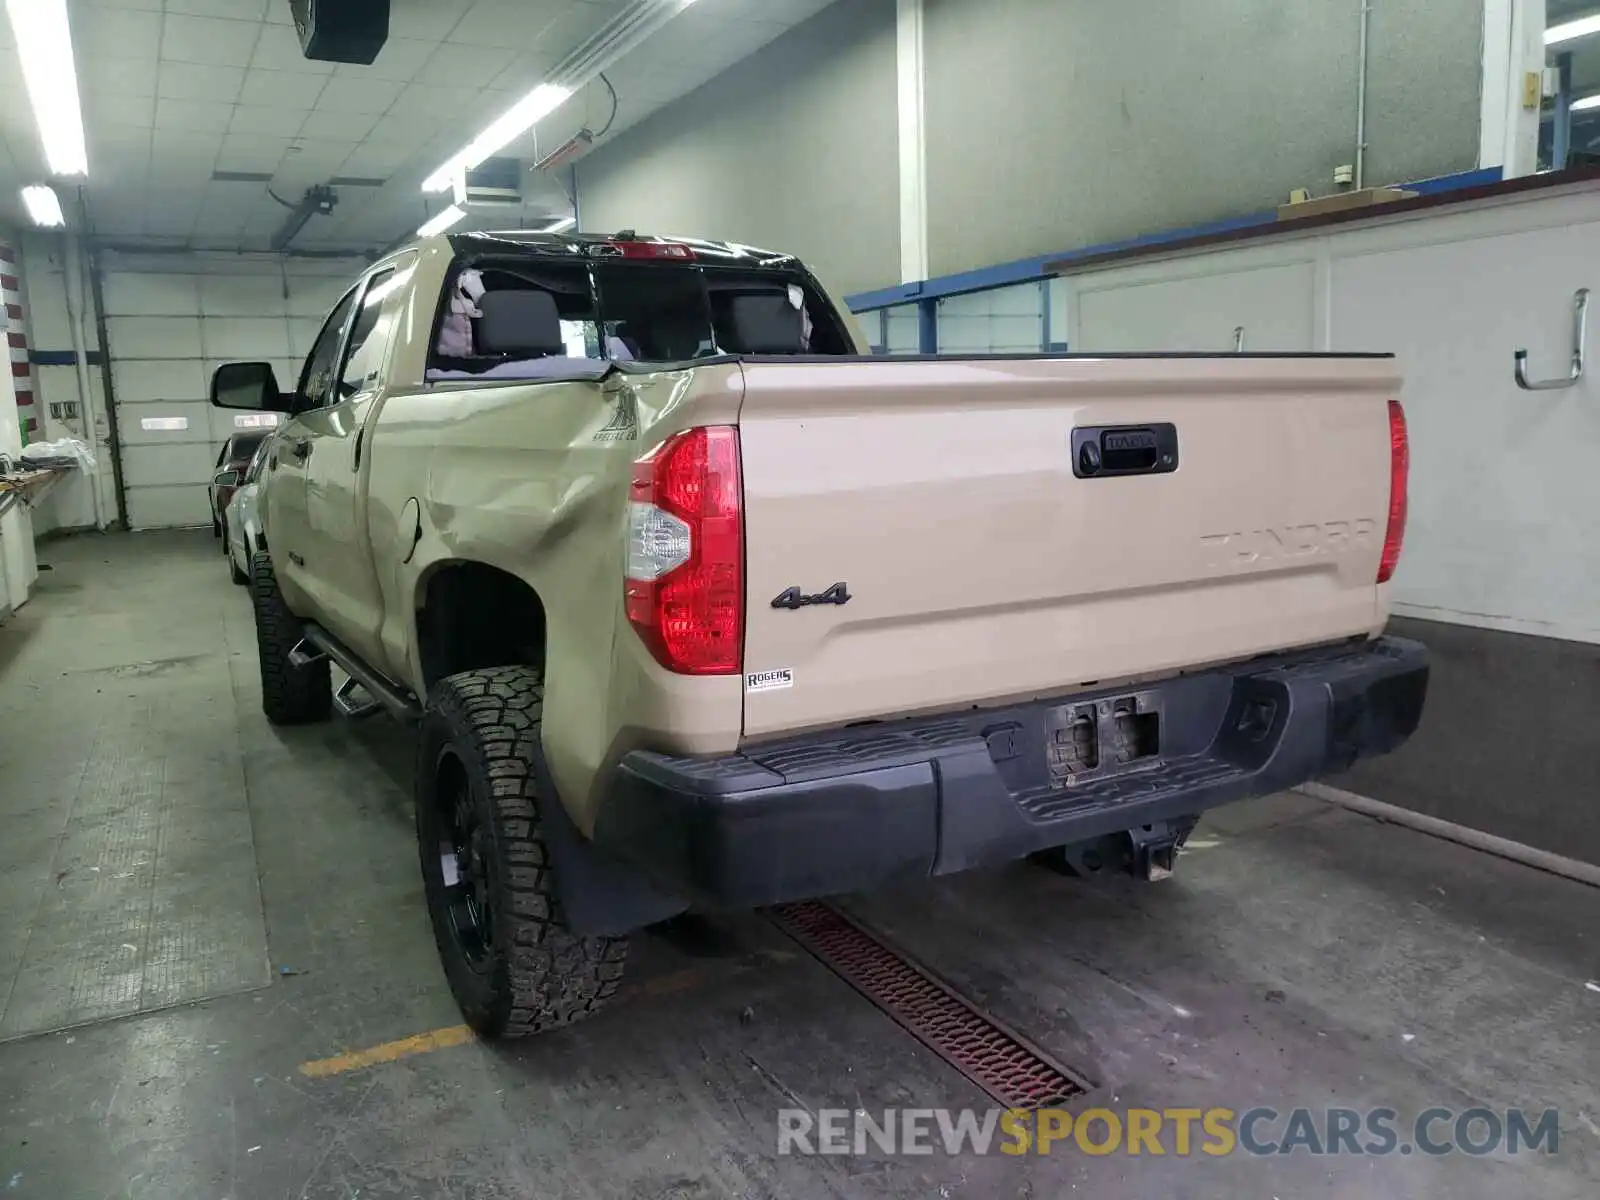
335, 37, 436, 83
237, 69, 328, 109
167, 0, 271, 16
314, 75, 407, 114
151, 126, 225, 156
251, 22, 333, 73
229, 105, 308, 137
387, 82, 485, 117
158, 62, 247, 103
161, 14, 263, 69
298, 109, 378, 141
76, 3, 163, 62
339, 141, 414, 177
154, 97, 236, 133
81, 57, 159, 99
85, 89, 156, 129
366, 109, 442, 143
388, 0, 473, 41
416, 40, 517, 86
216, 132, 289, 172
446, 0, 563, 48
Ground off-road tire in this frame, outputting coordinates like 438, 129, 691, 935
250, 551, 331, 724
416, 666, 629, 1038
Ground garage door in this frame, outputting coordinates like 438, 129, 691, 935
101, 259, 359, 529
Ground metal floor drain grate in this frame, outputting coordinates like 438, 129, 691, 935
768, 901, 1090, 1110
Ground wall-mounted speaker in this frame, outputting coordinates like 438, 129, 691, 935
288, 0, 390, 66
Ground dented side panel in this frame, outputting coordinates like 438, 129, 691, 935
360, 362, 747, 832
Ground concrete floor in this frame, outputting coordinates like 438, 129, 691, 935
1, 529, 1597, 1199
1341, 615, 1600, 866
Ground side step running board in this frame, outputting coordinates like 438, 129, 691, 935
333, 676, 382, 720
292, 624, 422, 721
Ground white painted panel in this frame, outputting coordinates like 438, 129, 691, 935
288, 317, 323, 358
109, 316, 204, 358
884, 303, 920, 353
120, 441, 219, 486
120, 402, 213, 445
110, 359, 209, 402
103, 272, 200, 316
206, 406, 282, 440
127, 483, 214, 530
1331, 221, 1600, 642
201, 317, 291, 359
937, 282, 1044, 353
1075, 261, 1316, 352
287, 275, 350, 317
198, 273, 289, 317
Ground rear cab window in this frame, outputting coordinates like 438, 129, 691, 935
426, 240, 855, 383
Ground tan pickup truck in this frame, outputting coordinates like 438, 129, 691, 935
210, 230, 1427, 1038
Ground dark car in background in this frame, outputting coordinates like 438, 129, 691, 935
208, 431, 269, 538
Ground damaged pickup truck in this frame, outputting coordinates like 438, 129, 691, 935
209, 229, 1427, 1038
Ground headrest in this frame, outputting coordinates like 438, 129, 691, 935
475, 289, 564, 356
726, 292, 804, 354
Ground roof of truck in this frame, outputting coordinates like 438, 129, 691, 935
440, 229, 799, 268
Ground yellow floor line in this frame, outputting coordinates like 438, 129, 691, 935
296, 948, 802, 1079
299, 1024, 475, 1078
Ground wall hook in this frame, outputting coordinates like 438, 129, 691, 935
1514, 287, 1588, 391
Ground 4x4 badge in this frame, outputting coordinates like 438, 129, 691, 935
772, 583, 851, 610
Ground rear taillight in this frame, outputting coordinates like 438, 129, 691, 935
1377, 399, 1408, 584
625, 426, 743, 674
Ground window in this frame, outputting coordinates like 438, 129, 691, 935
703, 270, 853, 356
425, 256, 857, 383
338, 266, 398, 400
296, 287, 359, 412
429, 262, 606, 381
593, 263, 717, 362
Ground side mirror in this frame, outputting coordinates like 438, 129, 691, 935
214, 469, 242, 487
211, 362, 289, 412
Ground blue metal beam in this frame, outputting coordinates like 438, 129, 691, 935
918, 297, 938, 354
1554, 52, 1574, 172
845, 165, 1505, 314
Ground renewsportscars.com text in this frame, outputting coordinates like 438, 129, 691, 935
776, 1106, 1560, 1158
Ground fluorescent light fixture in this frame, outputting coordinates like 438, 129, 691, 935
417, 204, 467, 237
5, 0, 88, 176
541, 215, 577, 233
1547, 14, 1600, 46
21, 185, 65, 227
1573, 92, 1600, 112
422, 84, 573, 193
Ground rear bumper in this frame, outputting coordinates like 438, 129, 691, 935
592, 636, 1428, 909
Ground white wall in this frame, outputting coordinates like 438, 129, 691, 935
1056, 181, 1600, 644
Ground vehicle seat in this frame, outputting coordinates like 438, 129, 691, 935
473, 289, 565, 357
725, 293, 805, 354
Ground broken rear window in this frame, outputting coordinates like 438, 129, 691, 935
428, 258, 853, 382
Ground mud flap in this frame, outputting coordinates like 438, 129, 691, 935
539, 788, 690, 937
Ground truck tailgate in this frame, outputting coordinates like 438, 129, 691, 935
735, 355, 1399, 740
